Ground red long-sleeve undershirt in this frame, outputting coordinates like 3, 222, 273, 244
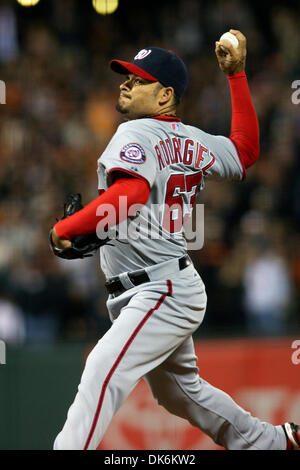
55, 71, 259, 240
55, 176, 150, 240
228, 70, 260, 171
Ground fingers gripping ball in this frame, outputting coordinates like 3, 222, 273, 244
215, 29, 246, 75
49, 193, 110, 260
219, 32, 239, 52
219, 32, 239, 48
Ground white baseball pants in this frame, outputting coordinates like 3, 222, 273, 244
53, 261, 286, 450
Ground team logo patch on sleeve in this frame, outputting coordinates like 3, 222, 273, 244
120, 143, 146, 164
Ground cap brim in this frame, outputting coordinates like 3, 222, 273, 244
110, 60, 158, 82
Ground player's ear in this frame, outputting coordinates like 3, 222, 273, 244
158, 86, 174, 105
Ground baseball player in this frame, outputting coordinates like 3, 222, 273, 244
50, 30, 300, 450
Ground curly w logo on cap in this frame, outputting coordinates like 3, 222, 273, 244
134, 49, 152, 60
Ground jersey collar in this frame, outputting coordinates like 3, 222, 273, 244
150, 115, 181, 122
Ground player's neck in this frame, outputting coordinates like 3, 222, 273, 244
145, 105, 177, 119
123, 104, 178, 121
158, 104, 177, 117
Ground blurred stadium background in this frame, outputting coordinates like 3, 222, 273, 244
0, 0, 299, 450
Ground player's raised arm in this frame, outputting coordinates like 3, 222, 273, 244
215, 29, 260, 171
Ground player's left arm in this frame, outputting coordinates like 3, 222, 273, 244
51, 173, 150, 249
215, 29, 260, 171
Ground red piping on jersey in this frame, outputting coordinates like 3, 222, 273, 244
202, 152, 216, 176
83, 279, 173, 450
150, 115, 181, 122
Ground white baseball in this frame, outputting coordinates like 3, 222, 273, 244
219, 32, 239, 49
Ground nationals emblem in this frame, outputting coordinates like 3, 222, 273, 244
120, 143, 146, 164
134, 49, 152, 60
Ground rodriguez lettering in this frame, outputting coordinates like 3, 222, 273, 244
154, 138, 215, 172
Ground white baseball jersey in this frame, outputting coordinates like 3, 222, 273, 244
97, 116, 244, 278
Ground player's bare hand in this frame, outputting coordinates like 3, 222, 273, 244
215, 29, 246, 76
51, 227, 72, 250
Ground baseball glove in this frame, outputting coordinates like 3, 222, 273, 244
49, 193, 109, 260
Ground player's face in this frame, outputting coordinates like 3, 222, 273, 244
116, 74, 163, 119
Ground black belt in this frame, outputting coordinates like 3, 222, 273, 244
105, 255, 191, 295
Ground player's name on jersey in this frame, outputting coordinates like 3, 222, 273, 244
154, 137, 215, 173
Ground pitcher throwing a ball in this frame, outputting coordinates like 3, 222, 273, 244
50, 30, 300, 450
